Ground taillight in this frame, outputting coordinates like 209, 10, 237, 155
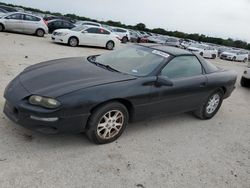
43, 20, 48, 25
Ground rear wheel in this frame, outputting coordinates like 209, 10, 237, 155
200, 52, 203, 56
212, 54, 216, 59
106, 41, 115, 50
68, 37, 79, 47
36, 29, 45, 37
86, 102, 129, 144
243, 58, 248, 63
0, 24, 4, 32
241, 77, 249, 87
194, 89, 224, 120
122, 36, 128, 43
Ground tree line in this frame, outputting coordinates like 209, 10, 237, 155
1, 1, 249, 50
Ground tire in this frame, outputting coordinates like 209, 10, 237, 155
243, 58, 248, 63
200, 52, 203, 56
241, 77, 249, 87
36, 29, 45, 37
86, 102, 129, 144
122, 37, 128, 43
68, 37, 79, 47
212, 54, 216, 59
0, 24, 4, 32
232, 57, 236, 61
106, 41, 115, 50
194, 89, 224, 120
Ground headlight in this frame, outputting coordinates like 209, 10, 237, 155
29, 95, 61, 109
57, 32, 68, 36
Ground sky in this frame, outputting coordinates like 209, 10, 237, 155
1, 0, 250, 42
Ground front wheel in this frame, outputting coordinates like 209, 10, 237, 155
86, 102, 129, 144
68, 37, 79, 47
122, 37, 128, 43
212, 54, 216, 59
241, 77, 249, 87
0, 24, 4, 32
243, 58, 248, 63
194, 89, 224, 120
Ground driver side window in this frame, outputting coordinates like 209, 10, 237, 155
161, 56, 203, 79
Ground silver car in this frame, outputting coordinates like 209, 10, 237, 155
0, 12, 48, 37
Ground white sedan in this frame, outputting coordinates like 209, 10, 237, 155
51, 25, 119, 50
187, 44, 218, 59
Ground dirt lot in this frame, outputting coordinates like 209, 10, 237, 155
0, 32, 249, 188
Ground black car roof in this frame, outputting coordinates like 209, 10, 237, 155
138, 43, 192, 56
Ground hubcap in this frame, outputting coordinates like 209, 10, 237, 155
37, 30, 44, 36
206, 94, 220, 114
97, 110, 124, 140
107, 42, 113, 49
70, 38, 77, 46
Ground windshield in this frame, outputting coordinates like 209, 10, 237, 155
71, 25, 88, 31
88, 46, 169, 76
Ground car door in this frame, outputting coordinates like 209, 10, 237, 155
79, 27, 103, 46
22, 14, 41, 34
148, 55, 209, 116
4, 13, 24, 32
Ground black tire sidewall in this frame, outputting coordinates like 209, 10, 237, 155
241, 77, 249, 87
0, 24, 3, 31
122, 37, 128, 43
86, 102, 129, 144
202, 90, 224, 119
36, 29, 44, 37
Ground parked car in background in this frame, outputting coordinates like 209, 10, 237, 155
217, 47, 232, 56
0, 12, 48, 37
187, 44, 218, 59
47, 19, 75, 33
220, 50, 248, 62
241, 61, 250, 87
75, 21, 102, 27
0, 5, 18, 12
128, 29, 140, 43
0, 8, 8, 16
3, 44, 237, 144
52, 25, 119, 50
111, 27, 130, 43
165, 37, 180, 47
44, 15, 75, 23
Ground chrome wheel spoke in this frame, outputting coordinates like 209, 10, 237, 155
206, 93, 221, 114
97, 110, 124, 140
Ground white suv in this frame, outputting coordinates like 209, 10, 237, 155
241, 61, 250, 87
111, 27, 130, 43
220, 50, 248, 63
0, 12, 48, 37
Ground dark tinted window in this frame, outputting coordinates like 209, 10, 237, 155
83, 22, 99, 26
86, 27, 99, 34
116, 29, 126, 33
63, 22, 73, 27
98, 28, 110, 34
24, 15, 40, 21
52, 21, 62, 26
161, 56, 203, 79
6, 13, 23, 20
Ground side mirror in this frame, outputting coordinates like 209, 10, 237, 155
156, 76, 173, 87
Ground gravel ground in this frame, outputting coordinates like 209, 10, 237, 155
0, 32, 249, 188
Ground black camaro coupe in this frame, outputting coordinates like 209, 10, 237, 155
3, 44, 237, 144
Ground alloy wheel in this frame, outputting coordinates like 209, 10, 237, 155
206, 93, 220, 114
97, 110, 124, 140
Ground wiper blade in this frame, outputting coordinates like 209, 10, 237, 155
87, 56, 120, 73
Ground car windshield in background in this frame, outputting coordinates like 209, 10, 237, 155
71, 25, 88, 31
89, 46, 169, 76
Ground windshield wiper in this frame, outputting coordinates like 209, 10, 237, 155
87, 56, 120, 73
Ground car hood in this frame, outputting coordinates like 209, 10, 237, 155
19, 57, 136, 97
